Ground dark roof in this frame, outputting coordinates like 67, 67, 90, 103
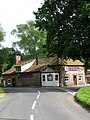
2, 65, 16, 75
62, 59, 84, 66
2, 57, 58, 74
24, 57, 59, 72
2, 57, 84, 75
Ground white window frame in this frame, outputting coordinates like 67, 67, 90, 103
7, 79, 11, 85
79, 75, 83, 81
42, 75, 46, 81
16, 66, 21, 72
55, 74, 59, 81
64, 76, 69, 82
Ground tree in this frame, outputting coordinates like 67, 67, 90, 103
11, 20, 47, 58
34, 0, 90, 68
0, 47, 16, 74
0, 24, 5, 46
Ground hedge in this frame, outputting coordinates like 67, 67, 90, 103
75, 86, 90, 109
0, 87, 5, 94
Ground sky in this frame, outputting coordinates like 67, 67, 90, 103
0, 0, 44, 47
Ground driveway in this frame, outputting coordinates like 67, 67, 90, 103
0, 87, 90, 120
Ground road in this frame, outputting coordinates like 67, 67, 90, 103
0, 87, 90, 120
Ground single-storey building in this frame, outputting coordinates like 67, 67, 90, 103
2, 56, 86, 87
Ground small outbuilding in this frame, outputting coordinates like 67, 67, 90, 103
41, 67, 59, 86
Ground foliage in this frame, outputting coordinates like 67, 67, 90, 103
75, 86, 90, 108
0, 87, 5, 94
0, 24, 5, 45
0, 47, 35, 75
34, 0, 90, 68
0, 47, 16, 74
11, 20, 47, 58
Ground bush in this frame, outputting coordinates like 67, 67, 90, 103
75, 86, 90, 108
0, 87, 5, 94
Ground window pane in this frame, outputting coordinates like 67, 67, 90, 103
7, 79, 11, 84
64, 76, 69, 82
79, 75, 82, 80
47, 74, 53, 81
55, 75, 58, 81
16, 66, 21, 72
43, 75, 45, 81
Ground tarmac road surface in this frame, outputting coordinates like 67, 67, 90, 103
0, 87, 90, 120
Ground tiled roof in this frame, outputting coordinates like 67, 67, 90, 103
2, 57, 58, 74
60, 59, 84, 66
25, 57, 58, 72
66, 59, 84, 65
2, 57, 84, 75
2, 65, 16, 75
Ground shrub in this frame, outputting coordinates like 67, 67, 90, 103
0, 87, 5, 94
75, 86, 90, 108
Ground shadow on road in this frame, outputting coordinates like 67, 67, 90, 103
3, 87, 67, 94
0, 118, 25, 120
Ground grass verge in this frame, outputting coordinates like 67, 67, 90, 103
0, 87, 5, 94
75, 86, 90, 110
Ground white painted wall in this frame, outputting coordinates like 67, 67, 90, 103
21, 60, 35, 72
41, 73, 59, 86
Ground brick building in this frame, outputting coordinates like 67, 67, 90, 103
2, 57, 86, 87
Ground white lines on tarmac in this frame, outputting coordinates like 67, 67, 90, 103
32, 101, 37, 110
59, 87, 76, 96
32, 90, 40, 110
68, 91, 76, 96
36, 94, 40, 99
30, 90, 41, 120
37, 90, 40, 94
30, 115, 34, 120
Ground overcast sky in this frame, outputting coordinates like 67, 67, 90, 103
0, 0, 44, 47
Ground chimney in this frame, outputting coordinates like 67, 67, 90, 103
15, 55, 21, 64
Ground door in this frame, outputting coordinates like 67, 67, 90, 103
73, 75, 77, 85
12, 78, 16, 87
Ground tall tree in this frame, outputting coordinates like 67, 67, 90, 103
11, 20, 47, 58
0, 24, 5, 46
34, 0, 90, 68
0, 47, 16, 74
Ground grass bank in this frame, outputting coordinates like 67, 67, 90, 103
0, 87, 5, 94
75, 86, 90, 109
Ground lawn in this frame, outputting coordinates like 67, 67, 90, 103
75, 86, 90, 108
0, 87, 5, 94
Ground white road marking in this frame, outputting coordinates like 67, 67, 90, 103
68, 91, 76, 96
37, 90, 40, 94
30, 115, 34, 120
59, 87, 76, 96
32, 101, 37, 110
36, 94, 40, 99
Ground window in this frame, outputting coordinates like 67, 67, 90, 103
16, 66, 21, 72
7, 79, 11, 84
64, 76, 69, 82
42, 75, 45, 81
79, 75, 82, 81
55, 75, 58, 81
47, 74, 53, 81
